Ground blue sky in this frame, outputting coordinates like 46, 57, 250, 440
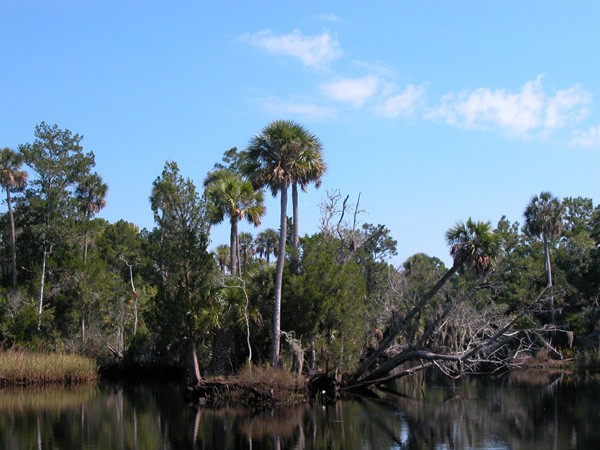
2, 1, 599, 266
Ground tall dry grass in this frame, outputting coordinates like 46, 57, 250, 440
236, 364, 305, 391
0, 351, 97, 386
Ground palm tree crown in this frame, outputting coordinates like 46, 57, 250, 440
76, 172, 108, 218
0, 147, 28, 192
256, 228, 279, 264
242, 120, 323, 195
524, 191, 564, 242
203, 168, 265, 275
446, 218, 502, 275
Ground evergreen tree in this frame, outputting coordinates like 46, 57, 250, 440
148, 161, 216, 383
19, 122, 96, 333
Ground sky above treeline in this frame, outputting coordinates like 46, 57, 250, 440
2, 1, 599, 266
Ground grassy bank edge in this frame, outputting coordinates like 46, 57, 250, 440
0, 351, 97, 386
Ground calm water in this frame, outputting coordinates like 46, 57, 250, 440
1, 371, 599, 449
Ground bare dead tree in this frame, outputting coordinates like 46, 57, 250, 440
344, 288, 552, 392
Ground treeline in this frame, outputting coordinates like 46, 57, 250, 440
1, 121, 600, 382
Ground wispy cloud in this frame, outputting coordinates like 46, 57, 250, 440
428, 76, 591, 138
316, 13, 342, 23
240, 29, 342, 68
375, 84, 427, 118
241, 28, 595, 143
321, 75, 380, 107
571, 124, 600, 148
259, 96, 337, 120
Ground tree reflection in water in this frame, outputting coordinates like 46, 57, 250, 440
1, 372, 599, 449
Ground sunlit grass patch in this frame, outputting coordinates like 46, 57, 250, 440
0, 351, 97, 386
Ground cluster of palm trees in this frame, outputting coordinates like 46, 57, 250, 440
201, 119, 565, 370
203, 120, 326, 365
212, 229, 280, 273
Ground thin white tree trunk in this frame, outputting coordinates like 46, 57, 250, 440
292, 182, 299, 252
37, 246, 48, 332
81, 314, 86, 345
241, 278, 252, 363
192, 340, 202, 384
7, 189, 17, 286
123, 257, 139, 335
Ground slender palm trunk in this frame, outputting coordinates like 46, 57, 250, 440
230, 218, 238, 275
6, 189, 17, 286
292, 182, 299, 252
543, 235, 555, 324
271, 183, 288, 367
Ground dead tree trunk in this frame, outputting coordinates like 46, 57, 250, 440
351, 264, 459, 381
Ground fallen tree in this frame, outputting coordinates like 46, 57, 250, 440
341, 219, 571, 394
344, 287, 551, 392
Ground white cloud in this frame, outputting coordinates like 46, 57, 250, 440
428, 76, 591, 138
241, 29, 342, 68
375, 84, 427, 118
545, 85, 591, 129
321, 75, 380, 107
259, 96, 337, 120
571, 124, 600, 148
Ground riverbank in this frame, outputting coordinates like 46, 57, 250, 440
0, 351, 97, 386
186, 365, 309, 407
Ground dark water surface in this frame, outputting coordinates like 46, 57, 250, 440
1, 370, 599, 449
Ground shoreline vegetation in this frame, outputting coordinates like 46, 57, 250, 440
3, 349, 600, 409
0, 351, 97, 386
1, 124, 600, 409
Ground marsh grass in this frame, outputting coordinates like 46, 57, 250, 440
236, 364, 303, 392
0, 351, 97, 386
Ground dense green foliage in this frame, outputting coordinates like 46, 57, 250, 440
2, 122, 600, 380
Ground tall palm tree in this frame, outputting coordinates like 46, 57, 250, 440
524, 191, 564, 324
256, 228, 279, 264
0, 147, 28, 286
203, 169, 265, 276
353, 218, 501, 382
74, 172, 107, 344
76, 172, 108, 263
242, 120, 323, 366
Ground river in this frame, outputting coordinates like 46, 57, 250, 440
1, 370, 599, 449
